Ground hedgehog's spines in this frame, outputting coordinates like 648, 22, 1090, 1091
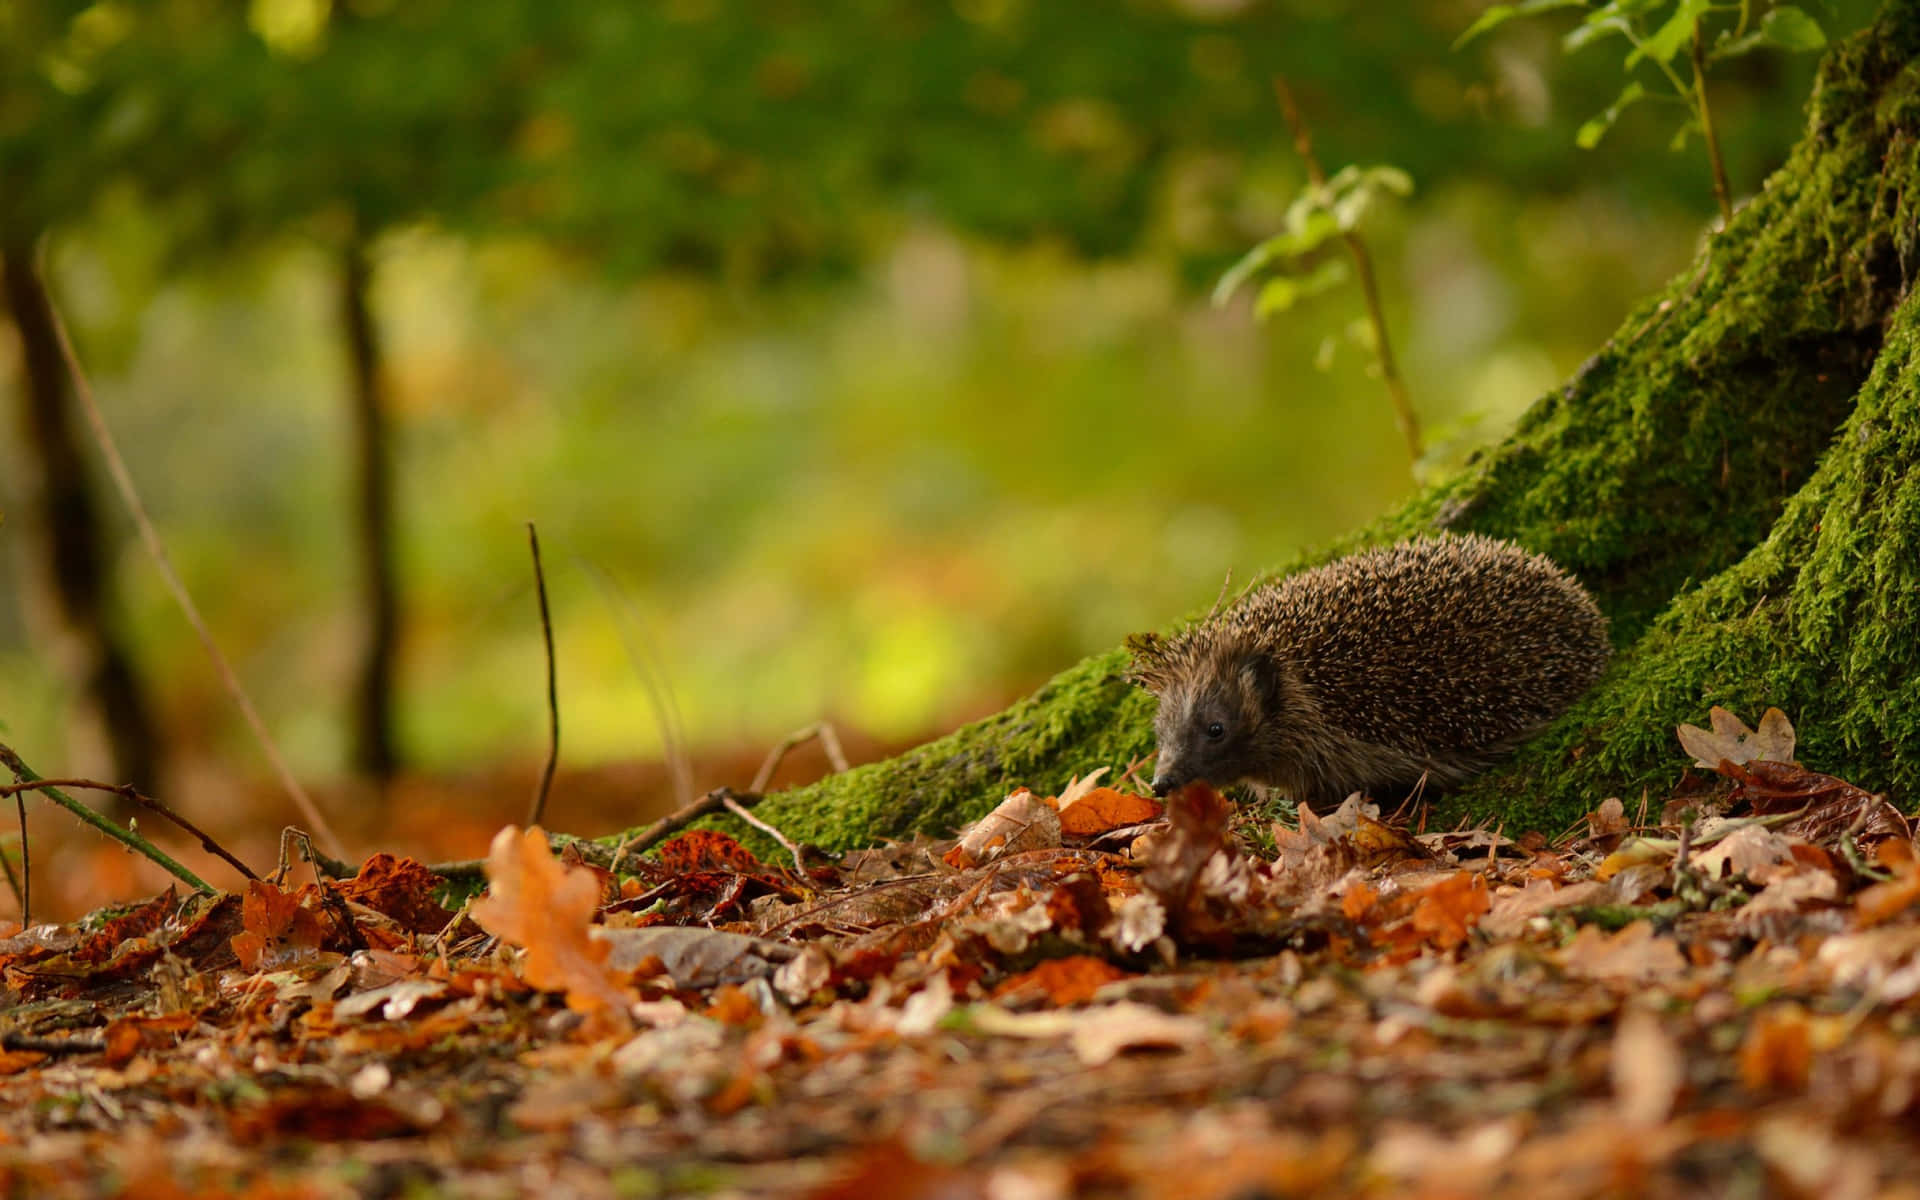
1130, 533, 1611, 808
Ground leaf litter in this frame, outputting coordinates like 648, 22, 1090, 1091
3, 709, 1920, 1196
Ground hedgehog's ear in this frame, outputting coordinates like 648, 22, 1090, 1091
1239, 656, 1284, 714
1125, 633, 1170, 692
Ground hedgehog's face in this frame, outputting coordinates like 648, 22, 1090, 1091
1146, 657, 1282, 797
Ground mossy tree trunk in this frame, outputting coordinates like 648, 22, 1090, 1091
616, 0, 1920, 851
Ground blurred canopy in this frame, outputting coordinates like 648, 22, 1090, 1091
0, 0, 1878, 789
6, 0, 1871, 266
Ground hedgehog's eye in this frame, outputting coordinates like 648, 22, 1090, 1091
1206, 721, 1225, 740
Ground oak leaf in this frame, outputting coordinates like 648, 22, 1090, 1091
1677, 706, 1796, 770
470, 825, 630, 1026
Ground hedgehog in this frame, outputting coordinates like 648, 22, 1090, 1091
1126, 534, 1610, 810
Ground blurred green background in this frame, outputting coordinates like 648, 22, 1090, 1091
0, 0, 1873, 811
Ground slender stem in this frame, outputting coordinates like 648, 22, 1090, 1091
0, 744, 213, 894
525, 523, 559, 829
10, 794, 26, 926
1273, 78, 1421, 468
36, 244, 346, 857
1691, 20, 1735, 228
0, 776, 261, 881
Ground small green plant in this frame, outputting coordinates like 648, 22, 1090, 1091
1456, 0, 1828, 223
1215, 80, 1422, 471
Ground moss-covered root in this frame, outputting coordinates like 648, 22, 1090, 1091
1453, 277, 1920, 832
1441, 10, 1920, 832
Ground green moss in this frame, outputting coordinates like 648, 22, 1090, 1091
605, 2, 1920, 854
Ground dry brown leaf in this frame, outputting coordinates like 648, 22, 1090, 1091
470, 825, 631, 1025
1739, 1005, 1811, 1092
1611, 1007, 1682, 1127
1589, 796, 1630, 837
1058, 787, 1163, 837
947, 789, 1061, 868
1481, 878, 1611, 938
231, 879, 326, 972
1408, 873, 1490, 951
1556, 921, 1687, 983
1689, 823, 1797, 882
1677, 706, 1796, 769
991, 955, 1131, 1007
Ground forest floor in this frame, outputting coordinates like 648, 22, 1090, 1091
1, 709, 1918, 1199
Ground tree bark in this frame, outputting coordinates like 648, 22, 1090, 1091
2, 243, 164, 801
609, 0, 1920, 850
341, 232, 400, 781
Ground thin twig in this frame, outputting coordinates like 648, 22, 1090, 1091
275, 826, 357, 885
9, 794, 25, 926
750, 723, 851, 794
0, 776, 259, 881
722, 794, 808, 877
526, 523, 560, 828
36, 247, 344, 857
0, 744, 212, 894
1273, 77, 1421, 470
1690, 21, 1734, 229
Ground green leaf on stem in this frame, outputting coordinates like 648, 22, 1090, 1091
1253, 259, 1350, 320
1575, 81, 1648, 148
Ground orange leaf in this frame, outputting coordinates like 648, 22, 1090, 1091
471, 825, 631, 1027
232, 880, 325, 972
1855, 863, 1920, 927
1058, 788, 1163, 836
1341, 881, 1379, 922
1738, 1005, 1811, 1093
1408, 873, 1489, 950
992, 955, 1131, 1006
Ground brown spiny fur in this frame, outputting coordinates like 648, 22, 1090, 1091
1127, 534, 1611, 810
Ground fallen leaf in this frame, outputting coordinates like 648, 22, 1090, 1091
231, 880, 326, 972
1739, 1005, 1811, 1092
597, 926, 794, 989
992, 955, 1131, 1006
1611, 1007, 1681, 1127
1690, 824, 1797, 881
470, 825, 631, 1027
339, 854, 455, 934
1556, 922, 1687, 983
1408, 873, 1490, 951
1058, 787, 1163, 837
1589, 797, 1630, 838
1677, 706, 1795, 769
969, 1001, 1207, 1065
1481, 878, 1610, 938
947, 789, 1061, 869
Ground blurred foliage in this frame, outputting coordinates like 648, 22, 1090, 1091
0, 0, 1880, 786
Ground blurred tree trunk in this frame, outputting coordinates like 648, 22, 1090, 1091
1, 243, 162, 804
616, 0, 1920, 850
341, 231, 400, 781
